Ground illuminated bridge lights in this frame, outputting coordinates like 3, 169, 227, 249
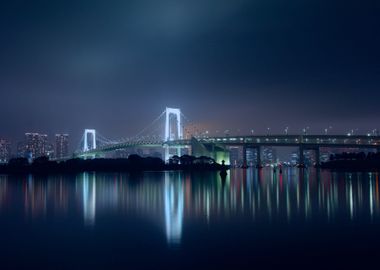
83, 129, 96, 152
76, 108, 380, 159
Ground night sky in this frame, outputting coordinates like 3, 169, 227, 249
0, 0, 379, 146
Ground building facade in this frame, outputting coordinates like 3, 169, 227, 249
55, 134, 69, 159
0, 139, 11, 163
262, 147, 277, 165
23, 133, 48, 159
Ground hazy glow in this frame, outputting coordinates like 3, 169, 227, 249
164, 172, 184, 245
82, 172, 96, 226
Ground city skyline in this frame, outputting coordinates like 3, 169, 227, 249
0, 132, 69, 161
1, 2, 380, 268
0, 102, 379, 163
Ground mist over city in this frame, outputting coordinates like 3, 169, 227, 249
0, 1, 379, 269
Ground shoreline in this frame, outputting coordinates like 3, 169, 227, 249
320, 160, 380, 172
0, 155, 229, 175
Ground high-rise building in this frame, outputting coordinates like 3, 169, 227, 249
46, 142, 55, 158
0, 139, 11, 163
290, 151, 299, 166
246, 148, 258, 167
17, 141, 27, 158
304, 150, 315, 166
55, 134, 69, 159
24, 133, 48, 159
262, 147, 277, 165
229, 146, 240, 167
320, 151, 330, 163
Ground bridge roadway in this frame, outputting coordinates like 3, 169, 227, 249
76, 140, 163, 158
77, 134, 380, 164
167, 134, 380, 148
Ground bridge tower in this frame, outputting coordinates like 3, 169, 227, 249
164, 107, 183, 161
83, 129, 96, 152
165, 107, 183, 141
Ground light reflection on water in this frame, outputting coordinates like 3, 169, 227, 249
0, 168, 380, 246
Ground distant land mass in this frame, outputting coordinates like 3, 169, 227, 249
0, 154, 228, 174
321, 152, 380, 171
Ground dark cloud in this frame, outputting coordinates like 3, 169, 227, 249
0, 0, 379, 148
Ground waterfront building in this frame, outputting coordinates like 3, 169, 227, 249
24, 133, 48, 159
246, 148, 257, 166
229, 146, 240, 167
0, 139, 11, 163
55, 134, 69, 158
290, 152, 299, 166
262, 147, 277, 165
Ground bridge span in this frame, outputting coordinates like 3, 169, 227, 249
77, 134, 380, 166
170, 134, 380, 166
74, 107, 380, 165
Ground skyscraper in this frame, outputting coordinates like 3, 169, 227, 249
17, 141, 27, 158
0, 139, 11, 163
262, 147, 277, 165
246, 148, 257, 167
228, 146, 240, 167
24, 133, 48, 159
55, 134, 69, 159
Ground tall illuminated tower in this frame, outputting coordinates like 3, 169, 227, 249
55, 134, 69, 158
83, 129, 96, 152
164, 108, 183, 160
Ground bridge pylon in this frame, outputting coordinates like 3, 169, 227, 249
83, 129, 97, 153
164, 107, 183, 161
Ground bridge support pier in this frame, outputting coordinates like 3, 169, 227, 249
242, 146, 247, 168
164, 146, 182, 162
165, 146, 170, 162
254, 146, 262, 168
315, 147, 320, 166
299, 146, 305, 166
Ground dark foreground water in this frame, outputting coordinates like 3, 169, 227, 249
1, 168, 380, 269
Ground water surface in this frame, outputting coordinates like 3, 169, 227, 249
1, 168, 380, 269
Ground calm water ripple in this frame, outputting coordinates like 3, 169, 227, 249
1, 168, 380, 269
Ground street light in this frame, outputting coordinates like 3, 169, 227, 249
325, 126, 332, 135
348, 129, 358, 136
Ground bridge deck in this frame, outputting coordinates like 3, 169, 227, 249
77, 135, 380, 158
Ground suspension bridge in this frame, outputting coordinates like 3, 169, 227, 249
74, 107, 380, 165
